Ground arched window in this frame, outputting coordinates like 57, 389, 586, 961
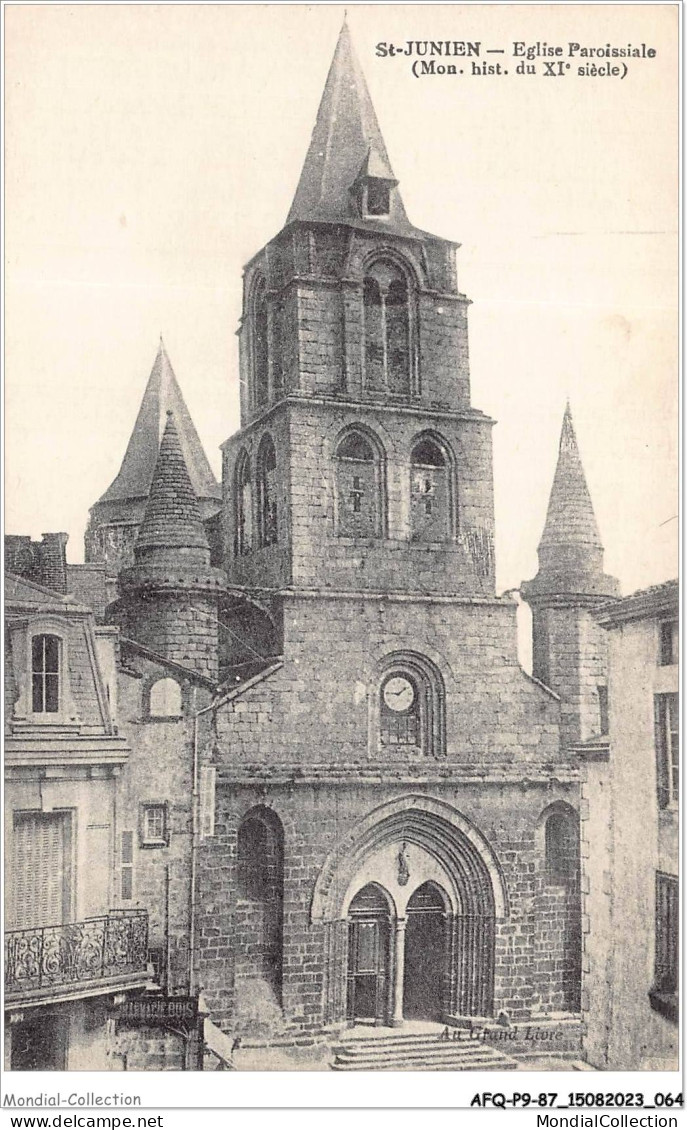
253, 278, 269, 408
257, 434, 278, 548
363, 261, 411, 396
377, 653, 445, 758
334, 430, 382, 538
545, 810, 579, 883
410, 436, 452, 543
234, 450, 253, 556
31, 634, 60, 713
149, 677, 182, 718
236, 806, 285, 1004
237, 816, 269, 900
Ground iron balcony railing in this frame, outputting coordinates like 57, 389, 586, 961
5, 909, 149, 999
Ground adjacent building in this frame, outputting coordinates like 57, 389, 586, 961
579, 580, 678, 1071
4, 550, 148, 1069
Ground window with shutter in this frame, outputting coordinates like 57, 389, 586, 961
650, 872, 679, 1023
12, 811, 71, 929
655, 693, 679, 809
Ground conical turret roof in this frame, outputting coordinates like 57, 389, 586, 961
134, 411, 210, 561
538, 403, 602, 554
522, 404, 619, 602
286, 20, 415, 234
96, 340, 220, 508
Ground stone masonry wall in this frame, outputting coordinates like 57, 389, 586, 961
116, 656, 214, 993
532, 606, 608, 750
113, 591, 219, 681
213, 595, 560, 769
238, 224, 471, 427
222, 401, 496, 597
196, 778, 581, 1034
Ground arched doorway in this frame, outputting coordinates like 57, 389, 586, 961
314, 796, 507, 1027
403, 882, 448, 1021
346, 884, 392, 1025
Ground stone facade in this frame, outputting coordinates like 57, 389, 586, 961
192, 21, 591, 1044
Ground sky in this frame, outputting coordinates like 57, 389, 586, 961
5, 4, 678, 600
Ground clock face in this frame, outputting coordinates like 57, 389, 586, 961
383, 675, 416, 713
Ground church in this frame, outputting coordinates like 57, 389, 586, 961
6, 20, 623, 1070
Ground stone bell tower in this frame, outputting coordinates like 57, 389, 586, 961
522, 404, 619, 749
221, 18, 497, 604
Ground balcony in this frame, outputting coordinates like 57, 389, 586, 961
5, 910, 150, 1007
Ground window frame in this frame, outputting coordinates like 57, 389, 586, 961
139, 803, 169, 849
544, 810, 579, 885
364, 179, 391, 218
147, 677, 183, 721
31, 633, 61, 715
650, 871, 679, 1023
409, 433, 456, 543
655, 692, 679, 810
234, 449, 253, 557
237, 813, 272, 902
256, 433, 279, 549
334, 428, 386, 540
659, 619, 679, 667
362, 257, 418, 398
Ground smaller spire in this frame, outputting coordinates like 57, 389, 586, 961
539, 403, 601, 555
134, 411, 210, 564
95, 340, 220, 508
522, 403, 619, 602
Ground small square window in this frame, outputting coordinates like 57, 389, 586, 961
140, 804, 168, 847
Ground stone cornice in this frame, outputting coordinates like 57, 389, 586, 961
216, 766, 579, 786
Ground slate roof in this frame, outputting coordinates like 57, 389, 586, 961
286, 20, 428, 239
539, 403, 602, 555
134, 412, 211, 559
96, 339, 220, 508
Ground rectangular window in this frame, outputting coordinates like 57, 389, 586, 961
12, 811, 71, 929
655, 693, 679, 808
121, 831, 134, 900
31, 634, 60, 713
366, 181, 390, 217
140, 804, 167, 847
660, 620, 679, 666
650, 872, 678, 1023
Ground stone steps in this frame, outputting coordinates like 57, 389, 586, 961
332, 1033, 519, 1071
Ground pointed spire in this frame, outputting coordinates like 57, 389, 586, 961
287, 20, 410, 230
96, 341, 220, 510
134, 411, 210, 563
538, 402, 602, 555
522, 404, 619, 601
